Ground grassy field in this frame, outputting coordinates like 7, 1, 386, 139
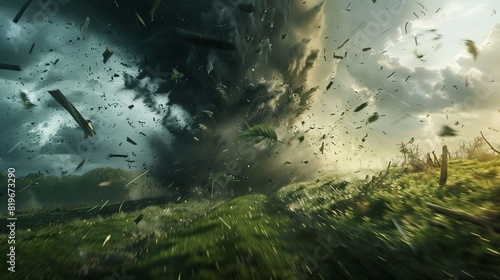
1, 158, 499, 279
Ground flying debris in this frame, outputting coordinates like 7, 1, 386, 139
102, 47, 113, 64
367, 113, 379, 123
13, 0, 33, 23
134, 214, 144, 225
354, 102, 368, 112
171, 68, 184, 80
19, 91, 36, 109
102, 235, 111, 247
361, 134, 368, 142
126, 137, 137, 145
413, 50, 425, 61
413, 12, 419, 19
464, 40, 478, 61
135, 11, 147, 28
7, 142, 22, 154
405, 75, 410, 82
48, 90, 95, 138
87, 120, 95, 134
404, 21, 409, 34
0, 63, 21, 71
326, 81, 333, 90
150, 0, 161, 21
81, 17, 90, 39
433, 34, 442, 40
75, 159, 85, 172
98, 181, 112, 187
414, 1, 427, 11
387, 71, 396, 79
175, 28, 236, 50
362, 47, 371, 52
438, 125, 457, 137
337, 39, 349, 49
333, 53, 343, 59
29, 43, 35, 54
239, 124, 279, 144
107, 154, 128, 159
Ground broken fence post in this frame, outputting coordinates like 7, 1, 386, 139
439, 145, 448, 186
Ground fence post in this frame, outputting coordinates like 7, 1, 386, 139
439, 145, 448, 186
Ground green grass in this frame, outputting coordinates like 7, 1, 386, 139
1, 159, 499, 279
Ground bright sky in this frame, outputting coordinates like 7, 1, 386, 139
305, 0, 500, 174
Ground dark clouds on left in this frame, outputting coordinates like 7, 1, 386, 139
0, 0, 166, 176
0, 0, 328, 194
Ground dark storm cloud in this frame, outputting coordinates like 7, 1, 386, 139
0, 0, 378, 202
121, 0, 329, 191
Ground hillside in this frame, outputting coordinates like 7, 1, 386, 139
1, 159, 499, 279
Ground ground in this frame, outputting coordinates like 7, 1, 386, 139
1, 159, 499, 279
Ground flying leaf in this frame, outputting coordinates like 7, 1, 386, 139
171, 68, 184, 80
464, 40, 478, 61
239, 124, 280, 144
150, 0, 161, 21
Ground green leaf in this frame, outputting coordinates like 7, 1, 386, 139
464, 40, 478, 61
150, 0, 161, 22
239, 124, 280, 144
171, 67, 184, 80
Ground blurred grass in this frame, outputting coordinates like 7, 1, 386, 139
1, 158, 499, 279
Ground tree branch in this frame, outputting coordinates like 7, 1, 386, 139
480, 131, 500, 155
427, 203, 500, 233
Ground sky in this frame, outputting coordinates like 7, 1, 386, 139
304, 0, 500, 172
0, 0, 169, 177
0, 0, 499, 183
